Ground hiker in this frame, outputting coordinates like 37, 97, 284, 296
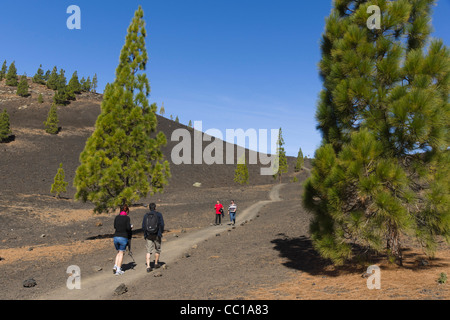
142, 203, 164, 273
228, 200, 237, 226
113, 204, 133, 275
214, 200, 224, 225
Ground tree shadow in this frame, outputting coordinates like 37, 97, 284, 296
1, 134, 15, 143
271, 234, 449, 276
271, 235, 369, 277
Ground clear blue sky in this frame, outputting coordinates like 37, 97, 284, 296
1, 0, 449, 157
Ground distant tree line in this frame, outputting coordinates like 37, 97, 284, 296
0, 59, 98, 105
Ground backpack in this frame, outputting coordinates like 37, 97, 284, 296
145, 212, 159, 235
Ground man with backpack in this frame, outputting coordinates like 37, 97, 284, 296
142, 203, 165, 273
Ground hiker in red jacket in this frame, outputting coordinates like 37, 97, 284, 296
214, 200, 224, 226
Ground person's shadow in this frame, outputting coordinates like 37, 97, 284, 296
122, 261, 137, 271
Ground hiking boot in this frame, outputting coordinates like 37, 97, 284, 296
154, 263, 161, 269
147, 267, 152, 273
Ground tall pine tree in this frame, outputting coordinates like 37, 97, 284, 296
304, 0, 449, 266
32, 65, 46, 85
68, 71, 82, 94
273, 128, 288, 183
234, 153, 249, 185
17, 75, 29, 97
6, 62, 18, 86
0, 60, 7, 81
0, 109, 12, 142
294, 147, 304, 172
44, 103, 60, 134
92, 73, 98, 93
47, 66, 59, 90
74, 6, 171, 214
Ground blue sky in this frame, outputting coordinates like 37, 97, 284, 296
0, 0, 449, 157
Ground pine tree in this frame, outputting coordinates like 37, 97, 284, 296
294, 147, 304, 172
68, 71, 82, 94
80, 77, 86, 90
304, 0, 450, 266
6, 62, 18, 86
188, 120, 192, 127
47, 66, 59, 90
92, 73, 98, 93
273, 128, 288, 183
44, 103, 59, 134
51, 163, 68, 199
53, 87, 69, 106
82, 76, 91, 92
57, 69, 66, 90
74, 6, 171, 214
17, 75, 29, 97
0, 60, 7, 81
159, 102, 165, 116
175, 116, 179, 123
234, 155, 249, 185
32, 65, 46, 85
38, 93, 44, 104
43, 69, 51, 82
0, 109, 12, 142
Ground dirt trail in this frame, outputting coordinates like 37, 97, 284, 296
37, 183, 287, 300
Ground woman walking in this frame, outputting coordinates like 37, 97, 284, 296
214, 200, 224, 226
228, 200, 237, 226
113, 204, 132, 275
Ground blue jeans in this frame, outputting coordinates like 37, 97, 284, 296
230, 212, 236, 223
114, 237, 128, 251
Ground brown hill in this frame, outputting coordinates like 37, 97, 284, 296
1, 78, 298, 198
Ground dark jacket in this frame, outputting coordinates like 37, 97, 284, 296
114, 215, 132, 239
142, 211, 165, 238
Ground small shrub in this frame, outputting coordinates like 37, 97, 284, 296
438, 273, 447, 284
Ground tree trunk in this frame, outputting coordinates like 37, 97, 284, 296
387, 224, 403, 266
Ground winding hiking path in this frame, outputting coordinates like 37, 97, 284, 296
37, 183, 287, 300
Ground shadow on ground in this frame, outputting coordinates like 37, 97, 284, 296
271, 234, 449, 277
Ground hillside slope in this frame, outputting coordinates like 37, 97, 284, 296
1, 79, 298, 198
